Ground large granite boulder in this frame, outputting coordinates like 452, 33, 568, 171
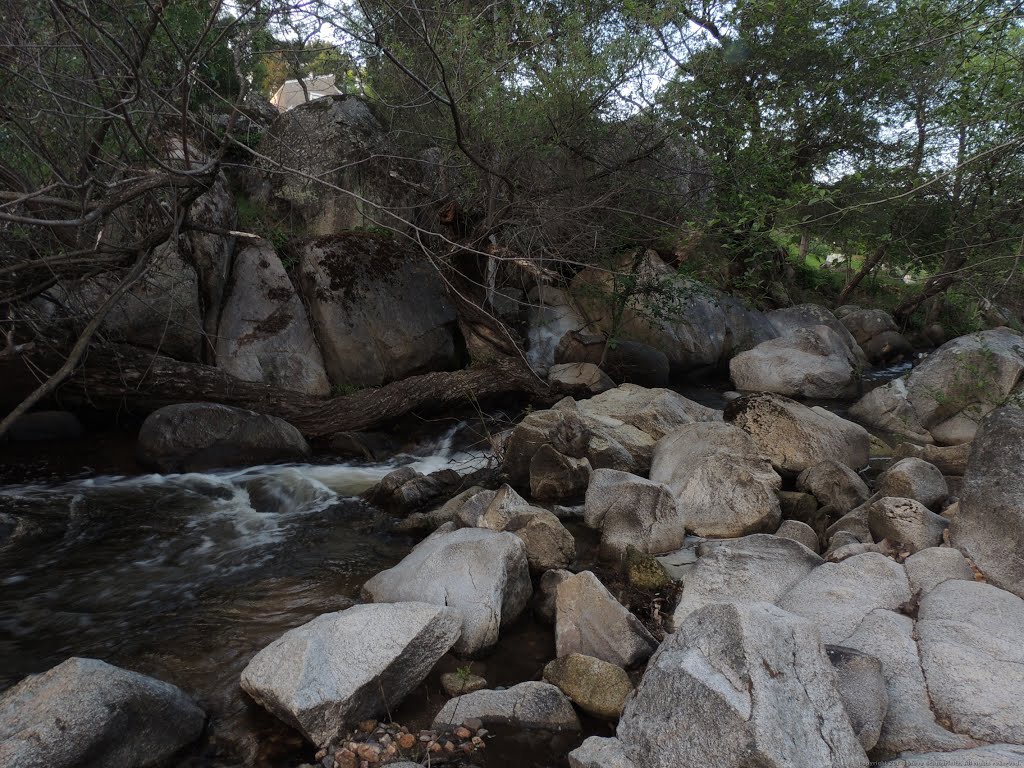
839, 308, 911, 364
137, 402, 310, 472
616, 602, 869, 768
215, 240, 330, 395
0, 657, 204, 768
543, 653, 634, 720
474, 486, 576, 573
650, 422, 782, 537
917, 579, 1024, 744
725, 393, 869, 473
796, 460, 870, 515
849, 328, 1024, 444
903, 547, 974, 596
362, 527, 531, 655
950, 406, 1024, 598
433, 681, 580, 731
584, 469, 686, 559
729, 325, 861, 399
767, 303, 864, 362
866, 497, 948, 551
874, 457, 948, 510
240, 603, 461, 746
298, 233, 458, 387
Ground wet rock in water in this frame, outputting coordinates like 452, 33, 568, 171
767, 303, 865, 361
530, 444, 592, 501
669, 534, 822, 629
892, 440, 971, 476
849, 328, 1024, 445
916, 579, 1024, 744
543, 653, 634, 720
137, 402, 310, 472
617, 602, 868, 768
872, 744, 1024, 767
501, 404, 592, 488
363, 466, 470, 515
215, 239, 331, 396
569, 736, 636, 768
826, 645, 889, 752
432, 682, 580, 731
778, 553, 911, 644
441, 672, 488, 697
240, 602, 461, 746
903, 547, 973, 596
950, 405, 1024, 599
535, 568, 573, 624
875, 457, 948, 510
725, 393, 869, 473
624, 546, 673, 591
729, 324, 861, 400
6, 410, 83, 442
556, 571, 657, 668
842, 609, 974, 757
774, 519, 820, 552
547, 362, 616, 395
362, 527, 531, 655
0, 657, 205, 768
796, 460, 871, 515
650, 421, 782, 538
866, 497, 948, 552
584, 469, 686, 559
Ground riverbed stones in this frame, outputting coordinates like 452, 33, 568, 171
543, 653, 634, 720
867, 497, 948, 551
240, 602, 461, 745
362, 527, 531, 655
617, 602, 869, 768
917, 579, 1024, 744
650, 422, 782, 538
137, 402, 310, 472
903, 547, 973, 596
797, 460, 871, 515
729, 324, 861, 399
875, 458, 948, 510
725, 393, 869, 473
555, 571, 657, 668
583, 469, 686, 558
826, 645, 888, 752
215, 239, 330, 396
670, 534, 823, 629
849, 328, 1024, 444
950, 405, 1024, 599
0, 657, 205, 768
778, 553, 911, 644
432, 682, 580, 731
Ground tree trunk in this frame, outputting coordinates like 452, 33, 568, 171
2, 344, 553, 438
836, 242, 887, 306
893, 250, 969, 325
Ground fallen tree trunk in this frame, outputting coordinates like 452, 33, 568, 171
3, 343, 553, 438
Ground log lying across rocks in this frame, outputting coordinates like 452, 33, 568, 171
1, 343, 553, 438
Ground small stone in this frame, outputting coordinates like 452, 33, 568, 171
445, 741, 456, 753
429, 741, 443, 753
476, 728, 488, 737
454, 726, 472, 739
418, 734, 431, 742
624, 545, 672, 591
382, 744, 396, 758
316, 749, 327, 760
334, 749, 357, 768
379, 734, 391, 746
397, 733, 416, 750
358, 719, 377, 733
461, 742, 474, 753
462, 717, 483, 730
355, 743, 380, 763
441, 670, 488, 696
472, 736, 485, 747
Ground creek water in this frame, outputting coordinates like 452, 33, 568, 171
0, 363, 911, 767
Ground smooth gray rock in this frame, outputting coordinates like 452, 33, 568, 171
903, 547, 974, 596
797, 460, 871, 515
843, 609, 974, 757
0, 657, 204, 768
547, 362, 616, 394
767, 303, 865, 362
670, 534, 822, 629
475, 486, 576, 573
826, 646, 888, 752
556, 571, 657, 668
617, 602, 869, 768
535, 568, 574, 624
725, 393, 870, 473
779, 553, 911, 644
650, 422, 782, 538
826, 504, 873, 545
240, 602, 461, 745
867, 497, 949, 551
917, 579, 1024, 744
432, 681, 580, 731
892, 441, 971, 476
850, 328, 1024, 444
569, 736, 636, 768
543, 653, 634, 720
137, 402, 310, 472
584, 469, 686, 559
215, 240, 330, 395
875, 458, 948, 510
729, 324, 860, 399
951, 405, 1024, 599
362, 527, 531, 655
775, 519, 820, 552
530, 444, 592, 501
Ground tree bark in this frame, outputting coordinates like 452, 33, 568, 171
2, 344, 553, 438
836, 242, 887, 306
